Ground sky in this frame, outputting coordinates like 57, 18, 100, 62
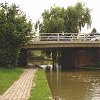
0, 0, 100, 33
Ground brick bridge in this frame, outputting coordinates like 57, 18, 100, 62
19, 33, 100, 69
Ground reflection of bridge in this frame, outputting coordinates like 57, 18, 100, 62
19, 33, 100, 69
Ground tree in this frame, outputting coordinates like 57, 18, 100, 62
65, 2, 91, 33
91, 28, 97, 33
39, 2, 91, 33
38, 2, 92, 63
40, 6, 66, 33
0, 2, 32, 67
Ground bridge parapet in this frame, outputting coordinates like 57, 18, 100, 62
30, 33, 98, 43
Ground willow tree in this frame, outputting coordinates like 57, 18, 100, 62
38, 2, 92, 64
65, 2, 91, 33
39, 6, 66, 33
39, 2, 91, 33
0, 3, 32, 67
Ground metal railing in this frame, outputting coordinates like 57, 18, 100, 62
30, 33, 100, 42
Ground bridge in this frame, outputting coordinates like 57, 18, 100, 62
19, 33, 100, 69
23, 33, 100, 49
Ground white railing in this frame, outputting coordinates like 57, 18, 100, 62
30, 33, 100, 42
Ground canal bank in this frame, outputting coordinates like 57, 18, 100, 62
29, 68, 52, 100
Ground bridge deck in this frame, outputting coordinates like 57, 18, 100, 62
23, 41, 100, 49
22, 33, 100, 49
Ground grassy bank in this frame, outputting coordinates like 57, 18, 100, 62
0, 68, 23, 94
29, 68, 52, 100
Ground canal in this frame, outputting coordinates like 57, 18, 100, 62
46, 66, 100, 100
28, 59, 100, 100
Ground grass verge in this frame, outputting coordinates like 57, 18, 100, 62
29, 68, 52, 100
0, 67, 23, 94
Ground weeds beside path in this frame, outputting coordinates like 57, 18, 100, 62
29, 68, 52, 100
0, 68, 23, 94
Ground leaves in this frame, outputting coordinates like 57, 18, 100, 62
0, 2, 33, 67
39, 2, 91, 33
39, 2, 92, 61
40, 6, 66, 33
0, 2, 32, 48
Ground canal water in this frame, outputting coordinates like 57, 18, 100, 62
46, 66, 100, 100
28, 59, 100, 100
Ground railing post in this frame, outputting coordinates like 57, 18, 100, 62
58, 33, 59, 41
32, 33, 95, 42
71, 34, 73, 41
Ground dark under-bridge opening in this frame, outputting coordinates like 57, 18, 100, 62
18, 47, 100, 70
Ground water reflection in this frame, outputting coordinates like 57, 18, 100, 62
28, 59, 100, 100
46, 67, 100, 100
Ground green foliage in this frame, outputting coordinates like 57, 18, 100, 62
40, 6, 66, 33
0, 48, 19, 67
0, 68, 23, 94
29, 69, 52, 100
38, 2, 91, 59
0, 2, 33, 67
91, 28, 97, 33
65, 6, 79, 32
65, 2, 91, 32
39, 2, 91, 33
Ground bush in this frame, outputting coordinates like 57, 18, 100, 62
0, 48, 19, 67
0, 2, 33, 67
